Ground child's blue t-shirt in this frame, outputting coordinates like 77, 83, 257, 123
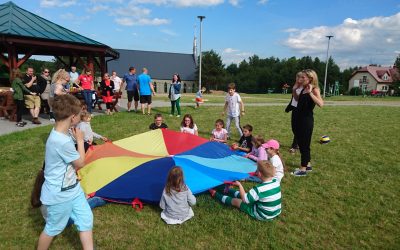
138, 73, 152, 95
41, 128, 83, 205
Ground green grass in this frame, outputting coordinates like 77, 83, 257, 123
153, 93, 400, 104
1, 103, 400, 249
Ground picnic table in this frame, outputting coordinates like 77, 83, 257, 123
70, 88, 121, 112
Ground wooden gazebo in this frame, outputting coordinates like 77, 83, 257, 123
0, 1, 119, 83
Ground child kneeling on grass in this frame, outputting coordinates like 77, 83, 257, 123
159, 166, 196, 225
209, 160, 282, 221
37, 95, 93, 250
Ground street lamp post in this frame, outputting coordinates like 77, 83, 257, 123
197, 16, 205, 92
323, 35, 334, 98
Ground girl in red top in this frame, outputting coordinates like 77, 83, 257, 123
100, 73, 115, 115
78, 69, 94, 113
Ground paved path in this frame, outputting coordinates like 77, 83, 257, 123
0, 96, 399, 136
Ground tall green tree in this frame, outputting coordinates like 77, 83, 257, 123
197, 50, 225, 91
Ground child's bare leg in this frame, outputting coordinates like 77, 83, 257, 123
231, 198, 242, 209
79, 230, 93, 250
37, 232, 54, 250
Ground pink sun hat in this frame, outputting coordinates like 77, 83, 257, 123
262, 139, 280, 150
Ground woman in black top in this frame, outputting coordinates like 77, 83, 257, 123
291, 69, 324, 177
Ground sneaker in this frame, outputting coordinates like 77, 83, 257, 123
49, 118, 55, 122
176, 115, 180, 118
169, 114, 173, 117
16, 122, 25, 127
294, 166, 313, 172
32, 118, 41, 124
289, 148, 297, 154
208, 189, 216, 198
291, 169, 307, 177
21, 121, 27, 125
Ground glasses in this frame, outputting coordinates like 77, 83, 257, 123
185, 119, 191, 122
44, 71, 49, 73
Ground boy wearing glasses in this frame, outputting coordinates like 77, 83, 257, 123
149, 113, 168, 130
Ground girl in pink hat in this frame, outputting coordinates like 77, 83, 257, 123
263, 139, 285, 182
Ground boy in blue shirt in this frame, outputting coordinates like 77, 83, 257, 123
37, 94, 93, 250
138, 67, 156, 115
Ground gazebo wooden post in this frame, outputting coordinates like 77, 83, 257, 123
99, 56, 106, 76
7, 45, 17, 80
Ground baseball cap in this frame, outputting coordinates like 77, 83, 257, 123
262, 139, 280, 150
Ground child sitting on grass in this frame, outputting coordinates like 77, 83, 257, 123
231, 124, 253, 155
37, 94, 93, 250
76, 111, 108, 151
210, 119, 228, 143
209, 160, 282, 221
149, 113, 168, 130
159, 166, 196, 225
245, 135, 267, 161
263, 139, 285, 182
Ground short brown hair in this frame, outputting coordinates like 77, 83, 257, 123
165, 166, 186, 195
52, 95, 81, 121
227, 83, 236, 90
257, 160, 275, 178
242, 124, 253, 132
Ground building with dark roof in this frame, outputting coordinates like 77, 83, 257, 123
107, 49, 197, 93
348, 65, 399, 93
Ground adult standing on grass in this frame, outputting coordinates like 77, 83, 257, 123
138, 67, 156, 115
100, 73, 115, 115
291, 69, 324, 177
23, 67, 42, 124
111, 70, 122, 107
122, 67, 139, 112
285, 71, 304, 153
78, 68, 94, 114
169, 73, 182, 117
11, 69, 36, 127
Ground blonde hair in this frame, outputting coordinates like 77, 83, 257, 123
80, 110, 91, 121
303, 69, 319, 88
165, 166, 186, 195
257, 160, 275, 178
52, 69, 69, 83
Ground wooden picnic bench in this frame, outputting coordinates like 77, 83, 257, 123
0, 88, 17, 121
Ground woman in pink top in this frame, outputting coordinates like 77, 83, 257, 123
78, 69, 94, 113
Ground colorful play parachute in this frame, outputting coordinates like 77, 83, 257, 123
79, 129, 256, 204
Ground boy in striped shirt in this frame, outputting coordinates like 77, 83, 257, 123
209, 160, 281, 221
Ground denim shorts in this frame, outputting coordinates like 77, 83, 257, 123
44, 192, 93, 236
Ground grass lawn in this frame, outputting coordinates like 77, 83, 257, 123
153, 93, 400, 104
0, 104, 399, 249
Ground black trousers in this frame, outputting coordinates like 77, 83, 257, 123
15, 99, 25, 122
291, 111, 298, 149
293, 112, 314, 167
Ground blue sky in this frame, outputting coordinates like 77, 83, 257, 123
10, 0, 400, 69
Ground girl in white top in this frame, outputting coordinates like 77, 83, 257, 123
263, 139, 285, 182
210, 119, 228, 143
180, 114, 198, 136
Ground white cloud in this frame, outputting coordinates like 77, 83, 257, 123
40, 0, 77, 7
87, 4, 109, 12
115, 17, 169, 26
161, 29, 178, 36
128, 0, 224, 7
257, 0, 269, 5
60, 12, 91, 22
113, 3, 169, 26
223, 48, 239, 53
229, 0, 240, 7
221, 48, 252, 65
283, 12, 400, 68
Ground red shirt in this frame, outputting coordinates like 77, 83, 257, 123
79, 74, 93, 90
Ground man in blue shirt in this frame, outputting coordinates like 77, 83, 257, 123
138, 67, 155, 115
122, 67, 139, 112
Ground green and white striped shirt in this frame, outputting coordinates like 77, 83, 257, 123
244, 178, 282, 220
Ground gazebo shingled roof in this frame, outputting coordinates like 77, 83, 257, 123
0, 1, 119, 80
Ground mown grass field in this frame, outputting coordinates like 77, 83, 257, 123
0, 101, 399, 249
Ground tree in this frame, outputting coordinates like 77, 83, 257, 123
197, 50, 225, 91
